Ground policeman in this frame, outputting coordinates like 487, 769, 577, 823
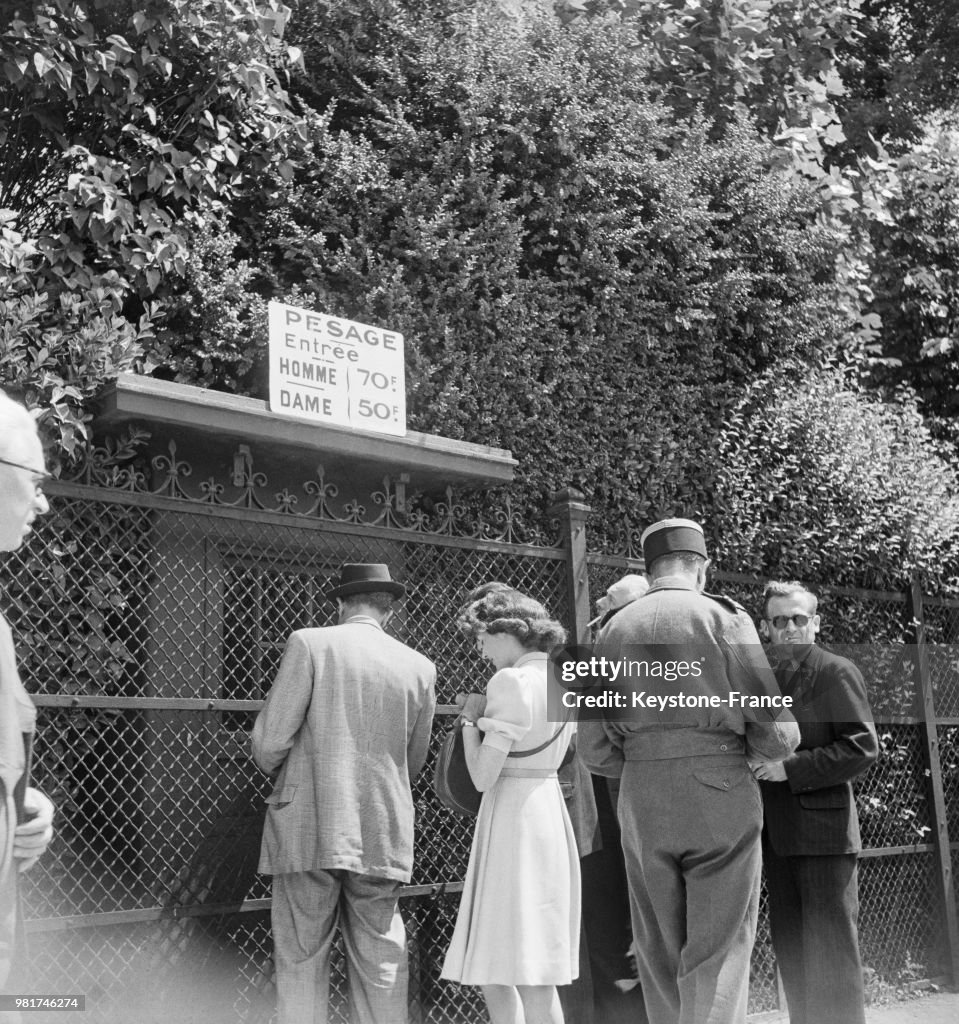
579, 518, 800, 1024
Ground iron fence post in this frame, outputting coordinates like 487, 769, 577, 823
908, 572, 959, 984
549, 487, 592, 644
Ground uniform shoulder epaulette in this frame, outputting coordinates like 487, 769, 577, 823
702, 591, 747, 615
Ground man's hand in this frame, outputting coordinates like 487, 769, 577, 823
14, 787, 55, 873
750, 761, 788, 782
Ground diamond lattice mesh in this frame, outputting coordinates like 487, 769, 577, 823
858, 853, 944, 982
749, 876, 779, 1013
586, 558, 956, 1001
857, 724, 932, 850
10, 493, 569, 1023
919, 600, 959, 717
943, 726, 959, 845
5, 490, 957, 1020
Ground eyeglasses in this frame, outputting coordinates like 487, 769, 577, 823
0, 457, 51, 491
767, 614, 812, 629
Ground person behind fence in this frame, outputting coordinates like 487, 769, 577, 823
582, 574, 650, 1023
579, 517, 800, 1024
751, 581, 878, 1024
251, 562, 436, 1024
588, 573, 649, 634
0, 392, 56, 993
441, 586, 579, 1024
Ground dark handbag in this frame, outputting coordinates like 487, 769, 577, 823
433, 714, 574, 818
433, 722, 482, 816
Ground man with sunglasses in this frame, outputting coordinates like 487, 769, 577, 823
753, 581, 878, 1024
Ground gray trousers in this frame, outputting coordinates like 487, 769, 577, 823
272, 869, 408, 1024
619, 756, 763, 1024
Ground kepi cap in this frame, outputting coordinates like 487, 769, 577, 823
327, 563, 406, 601
641, 518, 707, 566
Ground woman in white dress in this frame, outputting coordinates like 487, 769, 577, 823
441, 586, 580, 1024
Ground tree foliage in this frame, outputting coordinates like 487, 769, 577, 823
558, 0, 860, 142
214, 4, 848, 546
0, 0, 297, 453
715, 361, 959, 590
146, 223, 271, 391
550, 0, 959, 584
836, 0, 959, 153
1, 0, 958, 591
863, 121, 959, 425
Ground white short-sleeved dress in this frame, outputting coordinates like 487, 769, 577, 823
441, 650, 581, 986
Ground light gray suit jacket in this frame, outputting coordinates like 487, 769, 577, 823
251, 617, 436, 881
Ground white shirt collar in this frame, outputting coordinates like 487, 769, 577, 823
342, 615, 384, 631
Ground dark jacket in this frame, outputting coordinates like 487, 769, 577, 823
760, 643, 879, 856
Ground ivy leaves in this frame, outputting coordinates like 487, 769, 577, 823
0, 0, 298, 453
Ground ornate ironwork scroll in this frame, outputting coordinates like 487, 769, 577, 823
62, 429, 563, 548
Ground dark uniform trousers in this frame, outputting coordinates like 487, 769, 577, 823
620, 752, 763, 1024
762, 841, 864, 1024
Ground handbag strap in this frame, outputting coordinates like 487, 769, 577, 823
507, 711, 573, 759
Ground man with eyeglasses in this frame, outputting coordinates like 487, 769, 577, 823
0, 392, 56, 994
752, 581, 878, 1024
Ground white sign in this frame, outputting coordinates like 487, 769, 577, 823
268, 300, 407, 436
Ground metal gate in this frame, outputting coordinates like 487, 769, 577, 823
6, 436, 959, 1021
10, 441, 569, 1024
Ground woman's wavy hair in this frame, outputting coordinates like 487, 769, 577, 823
457, 585, 567, 652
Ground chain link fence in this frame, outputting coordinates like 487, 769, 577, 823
10, 480, 567, 1024
588, 556, 959, 1012
5, 468, 958, 1022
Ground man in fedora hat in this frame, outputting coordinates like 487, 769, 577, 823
252, 562, 436, 1024
580, 519, 799, 1024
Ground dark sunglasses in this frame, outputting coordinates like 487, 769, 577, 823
767, 614, 811, 629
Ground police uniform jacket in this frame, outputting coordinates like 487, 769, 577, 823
579, 577, 799, 773
760, 643, 878, 856
252, 617, 436, 881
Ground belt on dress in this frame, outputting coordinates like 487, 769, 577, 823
498, 767, 558, 778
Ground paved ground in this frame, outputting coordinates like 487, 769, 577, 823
753, 989, 959, 1023
867, 990, 959, 1023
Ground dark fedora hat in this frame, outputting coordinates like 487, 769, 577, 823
326, 563, 406, 601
